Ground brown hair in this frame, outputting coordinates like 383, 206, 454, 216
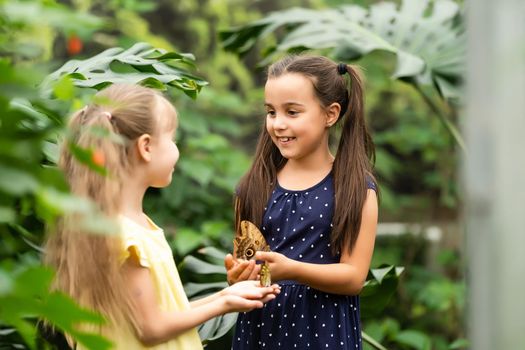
44, 83, 176, 336
235, 55, 376, 255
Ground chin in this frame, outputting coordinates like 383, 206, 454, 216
278, 151, 295, 160
153, 177, 173, 188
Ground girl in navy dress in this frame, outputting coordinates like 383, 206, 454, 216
225, 54, 378, 349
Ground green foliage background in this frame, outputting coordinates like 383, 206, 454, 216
0, 0, 465, 349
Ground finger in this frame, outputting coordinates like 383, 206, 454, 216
227, 262, 245, 284
237, 260, 257, 281
224, 254, 235, 270
260, 294, 277, 303
245, 300, 264, 310
229, 260, 250, 280
259, 285, 279, 295
255, 251, 272, 261
248, 263, 261, 280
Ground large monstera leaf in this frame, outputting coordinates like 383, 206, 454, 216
42, 42, 207, 99
178, 247, 236, 343
220, 0, 464, 102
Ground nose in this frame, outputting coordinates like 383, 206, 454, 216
272, 114, 287, 130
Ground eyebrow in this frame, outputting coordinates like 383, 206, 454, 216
264, 102, 305, 108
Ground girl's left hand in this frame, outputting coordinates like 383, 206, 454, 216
223, 280, 280, 303
255, 251, 294, 281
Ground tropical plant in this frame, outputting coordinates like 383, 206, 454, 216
219, 0, 465, 150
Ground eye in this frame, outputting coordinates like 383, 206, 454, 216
266, 110, 276, 118
288, 110, 298, 116
245, 248, 255, 258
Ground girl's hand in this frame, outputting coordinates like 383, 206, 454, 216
224, 253, 260, 285
224, 280, 280, 301
255, 251, 294, 281
221, 280, 280, 313
222, 295, 264, 313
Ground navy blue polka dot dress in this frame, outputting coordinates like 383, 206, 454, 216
232, 172, 376, 350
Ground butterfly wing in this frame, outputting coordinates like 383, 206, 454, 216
233, 220, 272, 287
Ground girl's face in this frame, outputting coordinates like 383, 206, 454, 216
147, 100, 180, 188
264, 73, 331, 162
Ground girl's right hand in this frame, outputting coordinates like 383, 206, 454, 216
221, 280, 280, 313
224, 253, 260, 285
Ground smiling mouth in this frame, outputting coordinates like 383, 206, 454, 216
277, 137, 296, 142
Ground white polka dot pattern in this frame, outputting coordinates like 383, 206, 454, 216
232, 174, 376, 349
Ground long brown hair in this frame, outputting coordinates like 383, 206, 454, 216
236, 55, 376, 255
44, 83, 176, 334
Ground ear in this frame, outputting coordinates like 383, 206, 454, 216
325, 102, 341, 128
136, 134, 153, 162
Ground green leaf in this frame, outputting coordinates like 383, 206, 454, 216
42, 42, 208, 99
177, 158, 214, 186
69, 331, 113, 350
36, 187, 92, 219
52, 75, 75, 100
2, 1, 104, 36
395, 330, 431, 350
67, 142, 108, 176
362, 330, 389, 350
179, 247, 236, 343
0, 206, 16, 223
41, 293, 106, 327
361, 265, 404, 317
220, 0, 465, 101
199, 312, 237, 341
42, 141, 59, 164
0, 268, 13, 295
179, 255, 227, 275
197, 246, 230, 265
13, 266, 54, 298
0, 165, 39, 195
448, 338, 470, 349
173, 228, 204, 256
41, 293, 111, 350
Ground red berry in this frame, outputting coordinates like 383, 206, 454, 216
67, 35, 83, 55
92, 150, 105, 167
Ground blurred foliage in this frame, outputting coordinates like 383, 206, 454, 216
0, 6, 113, 347
365, 233, 467, 350
1, 0, 465, 349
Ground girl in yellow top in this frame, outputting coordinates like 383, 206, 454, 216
44, 84, 279, 349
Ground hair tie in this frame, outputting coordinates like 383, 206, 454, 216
337, 63, 347, 75
102, 111, 112, 121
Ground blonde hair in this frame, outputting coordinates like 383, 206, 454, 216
44, 83, 177, 337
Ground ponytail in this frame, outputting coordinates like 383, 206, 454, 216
331, 65, 376, 255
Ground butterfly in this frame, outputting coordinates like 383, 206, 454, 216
233, 220, 272, 287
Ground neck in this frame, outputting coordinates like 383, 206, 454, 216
277, 146, 334, 191
286, 142, 334, 173
120, 172, 148, 221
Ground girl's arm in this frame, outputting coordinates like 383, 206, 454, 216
189, 277, 275, 308
122, 259, 278, 347
256, 189, 378, 295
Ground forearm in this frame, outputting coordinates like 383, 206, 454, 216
139, 300, 226, 346
287, 260, 366, 295
189, 290, 222, 308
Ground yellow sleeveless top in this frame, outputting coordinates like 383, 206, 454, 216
79, 215, 203, 350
